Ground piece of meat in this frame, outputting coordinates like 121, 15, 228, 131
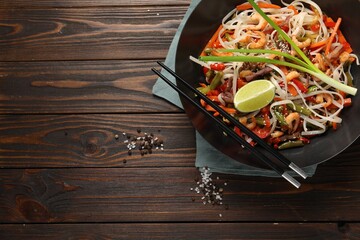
244, 67, 273, 81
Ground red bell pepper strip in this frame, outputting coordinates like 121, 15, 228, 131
210, 63, 226, 71
292, 79, 308, 93
252, 126, 271, 139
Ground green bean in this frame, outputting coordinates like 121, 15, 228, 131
204, 48, 212, 55
287, 103, 311, 116
306, 85, 318, 93
197, 86, 210, 95
205, 69, 215, 79
210, 71, 224, 90
255, 117, 265, 126
274, 111, 288, 126
224, 33, 233, 42
278, 140, 304, 150
345, 71, 353, 87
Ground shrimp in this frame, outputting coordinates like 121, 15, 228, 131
286, 71, 300, 82
314, 53, 326, 71
210, 49, 233, 57
239, 117, 256, 130
239, 70, 253, 78
339, 51, 350, 63
285, 112, 300, 133
248, 13, 268, 30
239, 34, 251, 43
248, 31, 266, 49
271, 131, 284, 138
291, 35, 311, 49
316, 93, 332, 108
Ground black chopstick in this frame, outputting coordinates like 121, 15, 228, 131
152, 67, 301, 188
156, 61, 307, 180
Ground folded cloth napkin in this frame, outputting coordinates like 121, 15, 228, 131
152, 0, 317, 177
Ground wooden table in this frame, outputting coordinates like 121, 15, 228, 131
1, 0, 359, 239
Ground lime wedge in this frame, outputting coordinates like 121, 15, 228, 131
234, 80, 275, 113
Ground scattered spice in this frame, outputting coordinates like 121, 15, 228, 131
121, 129, 164, 156
190, 167, 227, 207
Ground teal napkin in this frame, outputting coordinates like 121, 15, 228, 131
152, 0, 317, 177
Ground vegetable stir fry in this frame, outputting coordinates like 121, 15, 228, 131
192, 0, 358, 149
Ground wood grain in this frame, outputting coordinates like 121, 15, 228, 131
0, 60, 181, 113
0, 166, 359, 223
0, 114, 195, 168
0, 223, 358, 239
1, 0, 191, 8
0, 6, 187, 61
1, 113, 358, 168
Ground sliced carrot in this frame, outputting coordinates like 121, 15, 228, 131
236, 2, 252, 11
237, 78, 247, 90
288, 5, 298, 15
337, 29, 353, 53
309, 39, 327, 49
200, 25, 223, 56
236, 1, 281, 11
220, 106, 237, 114
324, 16, 336, 28
332, 122, 338, 130
279, 65, 289, 75
325, 17, 342, 56
287, 84, 298, 96
343, 98, 352, 107
205, 104, 216, 112
207, 89, 220, 96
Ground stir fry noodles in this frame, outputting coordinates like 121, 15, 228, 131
192, 0, 358, 150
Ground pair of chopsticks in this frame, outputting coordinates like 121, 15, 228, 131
152, 61, 307, 188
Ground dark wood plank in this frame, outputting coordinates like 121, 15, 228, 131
0, 223, 358, 239
0, 165, 359, 223
0, 6, 187, 61
0, 60, 180, 113
0, 114, 195, 168
1, 113, 358, 168
2, 0, 190, 8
